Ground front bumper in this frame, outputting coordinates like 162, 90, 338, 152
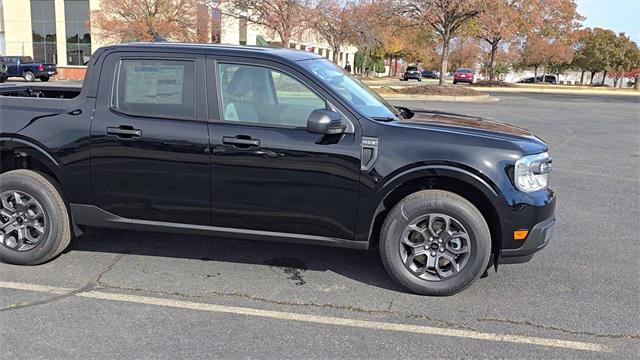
499, 216, 555, 264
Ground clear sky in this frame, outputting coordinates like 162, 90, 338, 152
576, 0, 640, 42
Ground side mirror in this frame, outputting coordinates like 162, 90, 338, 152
307, 109, 346, 135
396, 106, 414, 119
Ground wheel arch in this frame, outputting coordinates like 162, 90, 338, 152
366, 164, 503, 266
1, 138, 81, 237
1, 137, 62, 184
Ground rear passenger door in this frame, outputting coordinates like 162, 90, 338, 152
90, 52, 211, 225
207, 57, 362, 240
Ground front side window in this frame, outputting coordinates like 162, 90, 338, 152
218, 63, 326, 127
114, 59, 195, 119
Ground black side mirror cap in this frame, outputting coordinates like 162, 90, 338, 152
396, 106, 414, 119
307, 109, 346, 135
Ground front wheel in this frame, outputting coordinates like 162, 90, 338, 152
379, 190, 491, 296
0, 170, 71, 265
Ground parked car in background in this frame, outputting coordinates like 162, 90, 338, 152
0, 58, 8, 83
0, 43, 556, 296
518, 75, 557, 84
402, 66, 422, 81
1, 56, 57, 82
421, 70, 438, 79
453, 68, 475, 84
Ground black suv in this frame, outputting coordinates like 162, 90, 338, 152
519, 75, 557, 84
402, 66, 422, 81
0, 43, 555, 295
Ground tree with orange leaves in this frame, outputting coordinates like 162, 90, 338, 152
403, 0, 485, 85
92, 0, 201, 43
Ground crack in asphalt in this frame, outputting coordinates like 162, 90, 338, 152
476, 317, 640, 340
2, 252, 637, 341
0, 254, 126, 313
95, 282, 466, 329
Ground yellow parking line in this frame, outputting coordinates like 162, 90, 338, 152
0, 281, 610, 352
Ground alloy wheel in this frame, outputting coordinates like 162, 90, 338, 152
0, 191, 47, 251
399, 213, 471, 281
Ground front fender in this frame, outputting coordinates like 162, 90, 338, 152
354, 162, 504, 246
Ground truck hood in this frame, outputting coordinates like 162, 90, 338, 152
405, 112, 532, 136
393, 110, 548, 153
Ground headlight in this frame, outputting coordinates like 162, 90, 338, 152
514, 152, 552, 192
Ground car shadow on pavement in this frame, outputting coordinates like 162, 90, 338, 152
65, 228, 405, 292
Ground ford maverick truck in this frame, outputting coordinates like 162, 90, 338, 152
0, 43, 555, 295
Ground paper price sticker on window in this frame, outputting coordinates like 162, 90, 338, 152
124, 64, 185, 105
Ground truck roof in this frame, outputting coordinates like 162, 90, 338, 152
101, 42, 324, 62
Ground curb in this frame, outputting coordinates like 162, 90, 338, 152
471, 87, 640, 96
378, 93, 496, 102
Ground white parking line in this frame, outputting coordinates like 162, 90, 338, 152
0, 281, 609, 352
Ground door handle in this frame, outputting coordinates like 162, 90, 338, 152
222, 136, 260, 148
106, 126, 142, 138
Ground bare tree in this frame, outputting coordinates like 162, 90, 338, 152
306, 0, 355, 63
218, 0, 308, 47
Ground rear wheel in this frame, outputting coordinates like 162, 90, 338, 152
23, 71, 35, 82
453, 80, 457, 85
39, 76, 50, 82
0, 170, 71, 265
379, 190, 491, 296
0, 76, 6, 83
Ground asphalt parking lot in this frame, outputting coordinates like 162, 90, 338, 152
1, 90, 639, 359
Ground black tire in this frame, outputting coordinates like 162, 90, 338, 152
0, 76, 6, 83
453, 80, 457, 85
23, 71, 35, 82
0, 170, 71, 265
39, 76, 50, 82
379, 190, 491, 296
418, 78, 422, 82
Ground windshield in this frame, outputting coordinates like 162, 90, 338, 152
406, 66, 418, 71
298, 58, 399, 120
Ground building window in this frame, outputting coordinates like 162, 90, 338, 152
64, 0, 91, 65
31, 0, 57, 63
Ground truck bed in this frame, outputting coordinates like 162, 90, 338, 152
0, 84, 82, 99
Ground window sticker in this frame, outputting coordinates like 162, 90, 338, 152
124, 64, 185, 104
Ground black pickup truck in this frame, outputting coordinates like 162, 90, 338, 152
0, 43, 555, 295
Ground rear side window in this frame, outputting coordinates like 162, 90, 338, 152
113, 59, 195, 119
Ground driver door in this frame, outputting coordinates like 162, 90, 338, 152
207, 57, 362, 240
